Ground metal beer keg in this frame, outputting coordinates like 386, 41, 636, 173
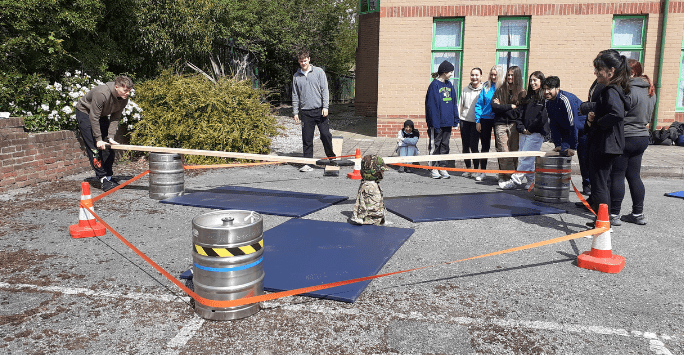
149, 152, 184, 200
533, 156, 572, 203
191, 210, 264, 320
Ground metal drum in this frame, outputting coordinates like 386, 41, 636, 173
149, 152, 184, 200
533, 156, 572, 203
192, 210, 264, 320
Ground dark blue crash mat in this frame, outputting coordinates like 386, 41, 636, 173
263, 219, 414, 302
384, 192, 566, 222
160, 186, 348, 217
665, 191, 684, 199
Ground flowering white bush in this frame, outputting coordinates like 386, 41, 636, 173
3, 71, 143, 132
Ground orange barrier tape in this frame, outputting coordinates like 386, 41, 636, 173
183, 162, 280, 170
571, 181, 596, 215
92, 170, 150, 202
81, 203, 607, 309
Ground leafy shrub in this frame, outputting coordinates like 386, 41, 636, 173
0, 70, 143, 132
130, 70, 278, 165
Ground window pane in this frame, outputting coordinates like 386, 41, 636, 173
613, 18, 644, 47
678, 54, 684, 107
496, 51, 527, 74
433, 52, 460, 87
435, 21, 462, 48
617, 50, 642, 62
369, 0, 378, 12
498, 19, 528, 47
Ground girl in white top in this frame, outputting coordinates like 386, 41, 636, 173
457, 68, 484, 177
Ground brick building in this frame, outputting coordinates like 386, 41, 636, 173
355, 0, 684, 137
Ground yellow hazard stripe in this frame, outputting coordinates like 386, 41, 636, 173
195, 245, 208, 256
194, 240, 263, 258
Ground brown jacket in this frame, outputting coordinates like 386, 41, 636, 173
75, 82, 128, 141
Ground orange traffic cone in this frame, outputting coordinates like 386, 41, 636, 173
577, 204, 625, 273
347, 148, 362, 180
69, 182, 107, 239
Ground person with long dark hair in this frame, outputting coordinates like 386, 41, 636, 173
500, 71, 548, 190
585, 49, 630, 227
609, 59, 656, 225
473, 65, 504, 181
491, 66, 525, 182
457, 67, 484, 178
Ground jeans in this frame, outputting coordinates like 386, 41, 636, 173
517, 132, 544, 183
494, 122, 519, 180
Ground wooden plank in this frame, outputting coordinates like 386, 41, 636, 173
108, 144, 319, 165
381, 151, 548, 164
324, 137, 344, 176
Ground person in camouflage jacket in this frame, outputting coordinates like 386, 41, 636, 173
350, 155, 389, 226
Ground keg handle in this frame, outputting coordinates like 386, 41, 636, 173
222, 217, 234, 226
243, 211, 256, 223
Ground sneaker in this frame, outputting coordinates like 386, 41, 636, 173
109, 177, 121, 185
499, 180, 516, 190
439, 170, 450, 179
610, 214, 622, 226
621, 213, 647, 225
462, 172, 471, 178
405, 167, 413, 173
430, 170, 442, 179
510, 173, 524, 186
474, 173, 485, 181
299, 165, 314, 172
582, 184, 592, 196
497, 178, 506, 184
100, 177, 117, 192
397, 166, 405, 173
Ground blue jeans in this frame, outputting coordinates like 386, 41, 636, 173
516, 132, 544, 182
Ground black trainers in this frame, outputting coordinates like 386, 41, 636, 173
109, 177, 121, 185
101, 178, 118, 192
621, 214, 647, 225
610, 215, 622, 226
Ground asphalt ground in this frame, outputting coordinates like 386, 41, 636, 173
1, 157, 683, 354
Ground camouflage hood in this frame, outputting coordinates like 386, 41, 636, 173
361, 155, 388, 181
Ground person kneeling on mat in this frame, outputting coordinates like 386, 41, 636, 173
350, 155, 389, 226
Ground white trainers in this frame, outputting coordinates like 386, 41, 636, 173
511, 173, 525, 186
299, 165, 314, 172
462, 172, 471, 178
497, 178, 506, 184
499, 180, 517, 190
474, 173, 485, 181
439, 170, 450, 179
430, 170, 442, 179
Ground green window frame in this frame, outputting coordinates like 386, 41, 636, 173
431, 18, 465, 101
359, 0, 379, 14
677, 31, 684, 111
496, 17, 530, 83
611, 15, 647, 62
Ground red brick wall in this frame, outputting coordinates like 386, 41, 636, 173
0, 118, 91, 193
356, 12, 380, 117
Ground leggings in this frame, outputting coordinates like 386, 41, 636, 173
460, 121, 479, 169
478, 119, 495, 170
609, 136, 649, 215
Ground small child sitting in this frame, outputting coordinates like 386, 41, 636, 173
350, 155, 389, 226
395, 120, 420, 172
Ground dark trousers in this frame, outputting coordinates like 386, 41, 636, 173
76, 110, 115, 178
300, 108, 335, 158
589, 151, 619, 213
577, 131, 590, 188
428, 126, 451, 167
460, 121, 480, 169
478, 119, 495, 170
610, 136, 649, 215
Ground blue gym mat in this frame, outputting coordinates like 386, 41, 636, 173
160, 186, 348, 217
262, 219, 414, 302
384, 192, 566, 222
665, 191, 684, 199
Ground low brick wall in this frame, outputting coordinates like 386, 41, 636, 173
0, 118, 91, 193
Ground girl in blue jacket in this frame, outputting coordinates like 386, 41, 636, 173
472, 65, 503, 181
425, 60, 460, 179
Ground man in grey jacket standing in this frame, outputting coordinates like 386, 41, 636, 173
292, 49, 335, 172
75, 75, 133, 191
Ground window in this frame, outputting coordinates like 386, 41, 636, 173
496, 17, 530, 80
612, 16, 647, 61
431, 18, 464, 99
359, 0, 379, 14
677, 32, 684, 111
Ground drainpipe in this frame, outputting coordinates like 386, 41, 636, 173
653, 0, 670, 130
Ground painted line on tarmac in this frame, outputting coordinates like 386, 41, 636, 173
165, 316, 205, 354
264, 302, 677, 354
0, 281, 191, 303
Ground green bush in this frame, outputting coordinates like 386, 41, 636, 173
130, 70, 278, 165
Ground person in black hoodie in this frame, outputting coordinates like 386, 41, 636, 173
499, 71, 549, 190
585, 49, 630, 227
491, 66, 525, 182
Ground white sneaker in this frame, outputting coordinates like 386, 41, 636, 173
474, 173, 485, 181
299, 165, 314, 172
498, 178, 506, 184
511, 173, 524, 186
499, 180, 516, 190
439, 170, 450, 179
462, 172, 471, 178
430, 170, 442, 179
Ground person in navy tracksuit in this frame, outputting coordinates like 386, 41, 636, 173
425, 60, 460, 179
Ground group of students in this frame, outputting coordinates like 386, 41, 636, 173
392, 50, 654, 227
